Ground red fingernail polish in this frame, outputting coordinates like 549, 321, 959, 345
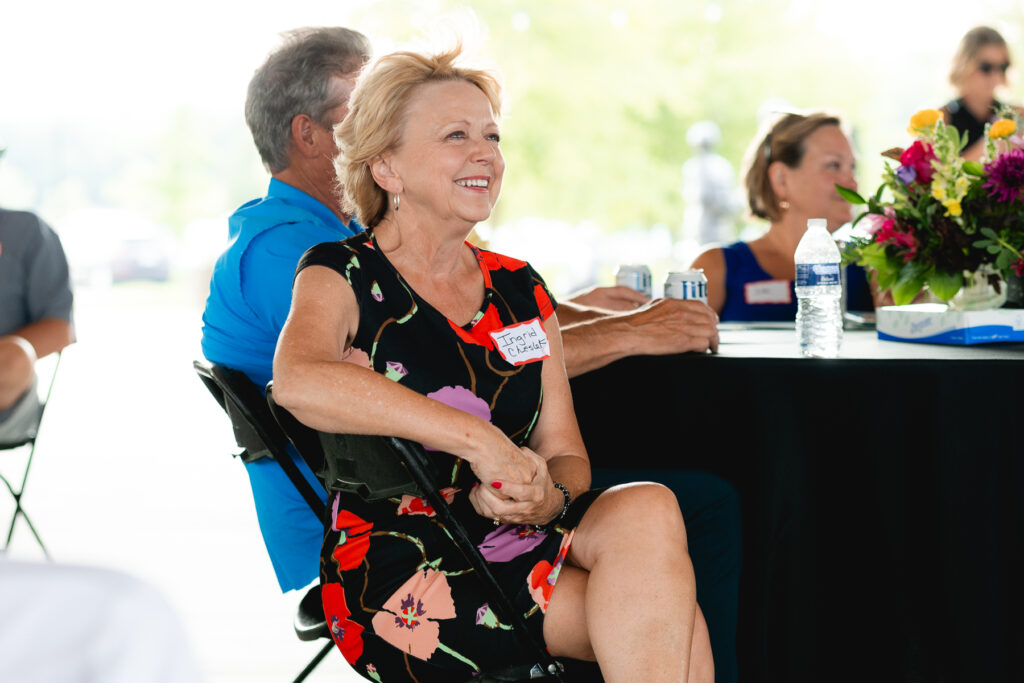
491, 481, 502, 489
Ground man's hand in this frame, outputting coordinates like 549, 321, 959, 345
623, 298, 720, 355
559, 298, 719, 377
567, 285, 649, 311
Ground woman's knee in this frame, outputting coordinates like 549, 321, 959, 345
575, 483, 688, 560
609, 481, 685, 528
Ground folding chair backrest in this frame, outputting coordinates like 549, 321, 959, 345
265, 382, 437, 502
193, 360, 286, 463
193, 361, 324, 518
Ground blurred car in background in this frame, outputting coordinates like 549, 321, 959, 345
56, 208, 177, 287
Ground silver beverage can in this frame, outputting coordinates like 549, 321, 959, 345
664, 269, 708, 303
615, 264, 653, 298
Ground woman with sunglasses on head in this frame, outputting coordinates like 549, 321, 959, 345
942, 26, 1023, 161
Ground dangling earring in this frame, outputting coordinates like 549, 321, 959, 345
779, 199, 790, 210
393, 193, 400, 212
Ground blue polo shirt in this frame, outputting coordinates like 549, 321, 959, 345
201, 178, 362, 591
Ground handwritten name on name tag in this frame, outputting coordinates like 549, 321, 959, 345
744, 279, 792, 305
489, 317, 550, 366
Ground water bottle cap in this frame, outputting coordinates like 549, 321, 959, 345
807, 218, 827, 230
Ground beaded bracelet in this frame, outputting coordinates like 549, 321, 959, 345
552, 481, 571, 521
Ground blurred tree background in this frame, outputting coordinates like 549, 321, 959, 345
3, 0, 1024, 292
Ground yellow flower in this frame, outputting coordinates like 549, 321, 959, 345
944, 200, 962, 217
989, 119, 1017, 139
932, 183, 946, 200
909, 109, 942, 131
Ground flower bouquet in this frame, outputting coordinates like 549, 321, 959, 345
838, 108, 1024, 307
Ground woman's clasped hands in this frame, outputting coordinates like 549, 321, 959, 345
468, 445, 563, 526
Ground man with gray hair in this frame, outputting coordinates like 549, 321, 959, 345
201, 27, 370, 593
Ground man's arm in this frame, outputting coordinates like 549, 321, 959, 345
0, 318, 74, 410
559, 298, 719, 378
557, 284, 651, 327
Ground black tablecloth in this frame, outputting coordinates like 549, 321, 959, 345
569, 328, 1024, 683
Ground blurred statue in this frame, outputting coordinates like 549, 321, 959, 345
681, 120, 742, 246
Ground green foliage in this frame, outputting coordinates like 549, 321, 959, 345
925, 267, 962, 301
892, 260, 928, 305
835, 184, 866, 205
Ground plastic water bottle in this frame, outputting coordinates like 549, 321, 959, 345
795, 218, 843, 358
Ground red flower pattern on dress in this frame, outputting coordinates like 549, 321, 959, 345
331, 502, 373, 571
527, 530, 574, 613
476, 249, 527, 275
447, 302, 503, 350
370, 568, 457, 661
321, 583, 365, 665
533, 284, 555, 320
397, 487, 458, 517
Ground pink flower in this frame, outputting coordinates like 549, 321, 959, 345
1013, 257, 1024, 276
478, 524, 548, 562
899, 141, 936, 184
342, 346, 371, 368
861, 213, 887, 236
874, 219, 918, 261
370, 568, 457, 661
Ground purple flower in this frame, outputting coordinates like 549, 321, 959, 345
895, 165, 917, 185
984, 148, 1024, 202
477, 524, 548, 562
384, 361, 408, 381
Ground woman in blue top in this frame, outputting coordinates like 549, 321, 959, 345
690, 112, 872, 322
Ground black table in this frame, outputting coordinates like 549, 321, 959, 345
569, 327, 1024, 683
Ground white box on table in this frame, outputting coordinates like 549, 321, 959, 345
876, 304, 1024, 345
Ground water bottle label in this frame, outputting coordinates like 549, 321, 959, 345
796, 263, 841, 287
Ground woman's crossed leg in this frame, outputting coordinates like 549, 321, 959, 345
544, 482, 714, 683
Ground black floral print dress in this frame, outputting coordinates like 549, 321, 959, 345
295, 231, 597, 682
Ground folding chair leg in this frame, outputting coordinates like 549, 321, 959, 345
5, 507, 50, 559
292, 640, 334, 683
0, 448, 50, 559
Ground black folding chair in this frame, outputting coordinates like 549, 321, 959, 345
1, 352, 61, 558
192, 360, 334, 683
266, 382, 603, 682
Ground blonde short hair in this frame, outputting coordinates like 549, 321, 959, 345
949, 26, 1008, 87
742, 112, 841, 222
335, 46, 502, 227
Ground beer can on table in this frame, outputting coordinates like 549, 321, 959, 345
664, 269, 708, 304
615, 264, 653, 298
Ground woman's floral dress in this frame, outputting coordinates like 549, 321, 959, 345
296, 232, 598, 681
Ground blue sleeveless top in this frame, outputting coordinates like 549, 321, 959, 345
718, 241, 873, 322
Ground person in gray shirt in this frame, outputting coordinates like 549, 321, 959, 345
0, 197, 75, 443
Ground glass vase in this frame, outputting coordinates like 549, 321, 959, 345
947, 264, 1007, 311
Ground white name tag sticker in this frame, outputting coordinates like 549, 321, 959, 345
744, 279, 792, 305
489, 317, 550, 366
